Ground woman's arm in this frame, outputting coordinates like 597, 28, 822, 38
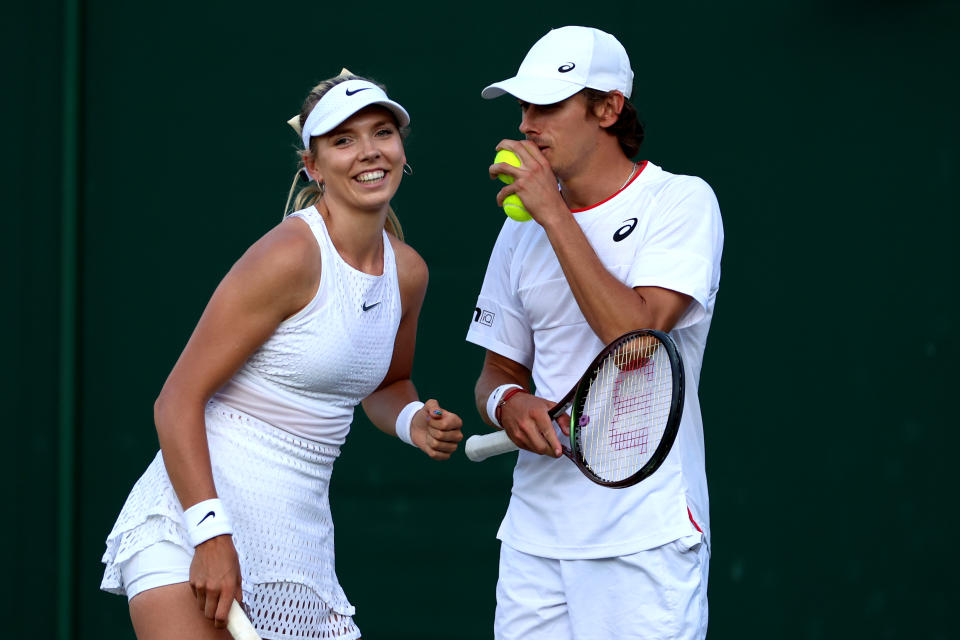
153, 216, 321, 627
361, 238, 463, 459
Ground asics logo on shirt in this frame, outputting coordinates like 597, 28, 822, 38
197, 511, 216, 525
613, 218, 638, 242
362, 301, 381, 312
345, 87, 371, 96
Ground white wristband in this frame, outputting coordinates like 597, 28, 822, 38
396, 400, 424, 446
183, 498, 234, 547
487, 384, 523, 428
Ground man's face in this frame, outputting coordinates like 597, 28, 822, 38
517, 94, 598, 180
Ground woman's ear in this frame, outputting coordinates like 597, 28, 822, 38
302, 152, 322, 183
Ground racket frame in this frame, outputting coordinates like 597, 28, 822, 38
565, 329, 685, 488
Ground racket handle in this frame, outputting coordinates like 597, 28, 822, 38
227, 600, 261, 640
465, 431, 519, 461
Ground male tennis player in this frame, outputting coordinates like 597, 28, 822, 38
466, 26, 724, 639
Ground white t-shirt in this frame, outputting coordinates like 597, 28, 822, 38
466, 161, 723, 559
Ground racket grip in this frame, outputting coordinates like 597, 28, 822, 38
227, 600, 261, 640
465, 431, 520, 462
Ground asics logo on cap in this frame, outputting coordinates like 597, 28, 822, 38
557, 62, 576, 73
345, 87, 371, 96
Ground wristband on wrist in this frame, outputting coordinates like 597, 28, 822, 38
496, 387, 526, 425
182, 498, 233, 547
487, 383, 523, 428
395, 400, 424, 446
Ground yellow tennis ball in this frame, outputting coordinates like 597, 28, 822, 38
503, 194, 532, 222
494, 149, 522, 185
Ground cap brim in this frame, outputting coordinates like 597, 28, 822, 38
481, 76, 583, 105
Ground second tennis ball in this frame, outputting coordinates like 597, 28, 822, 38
494, 149, 532, 222
503, 194, 532, 222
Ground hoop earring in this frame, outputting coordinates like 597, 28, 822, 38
403, 163, 413, 176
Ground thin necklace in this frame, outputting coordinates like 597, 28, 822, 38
618, 162, 639, 191
560, 162, 639, 208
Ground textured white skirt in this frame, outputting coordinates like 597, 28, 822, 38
101, 400, 360, 640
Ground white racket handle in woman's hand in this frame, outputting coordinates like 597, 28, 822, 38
228, 600, 261, 640
465, 430, 520, 461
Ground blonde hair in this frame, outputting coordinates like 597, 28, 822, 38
283, 68, 405, 241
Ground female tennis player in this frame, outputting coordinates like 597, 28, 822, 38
100, 70, 463, 640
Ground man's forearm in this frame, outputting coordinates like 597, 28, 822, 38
541, 216, 667, 343
474, 353, 531, 425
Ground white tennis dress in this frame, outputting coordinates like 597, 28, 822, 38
101, 206, 402, 640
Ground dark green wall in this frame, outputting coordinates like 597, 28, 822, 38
6, 1, 958, 638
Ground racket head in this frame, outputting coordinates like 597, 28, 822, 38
568, 329, 684, 488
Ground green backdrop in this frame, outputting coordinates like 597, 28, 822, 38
5, 0, 958, 638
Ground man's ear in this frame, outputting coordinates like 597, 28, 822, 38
598, 91, 625, 128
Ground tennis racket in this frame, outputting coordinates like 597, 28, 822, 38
228, 600, 261, 640
464, 329, 684, 488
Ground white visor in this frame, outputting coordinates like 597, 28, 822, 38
301, 79, 410, 149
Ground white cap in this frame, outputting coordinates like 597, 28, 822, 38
481, 26, 634, 105
301, 79, 410, 149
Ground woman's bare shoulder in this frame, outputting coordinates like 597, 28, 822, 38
388, 233, 428, 295
226, 216, 321, 309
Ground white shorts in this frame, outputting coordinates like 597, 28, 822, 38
121, 541, 192, 601
495, 537, 709, 640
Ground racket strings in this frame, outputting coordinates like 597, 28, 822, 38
577, 337, 673, 482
